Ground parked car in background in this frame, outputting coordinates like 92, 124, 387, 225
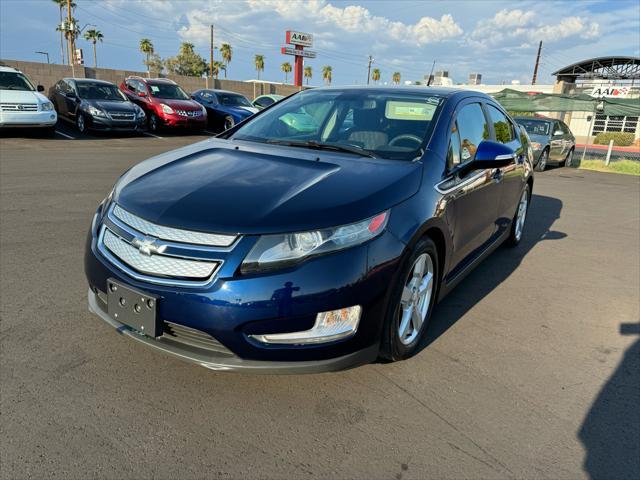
191, 89, 258, 132
85, 87, 534, 373
120, 77, 206, 133
49, 78, 146, 134
515, 116, 575, 171
252, 94, 284, 110
0, 65, 56, 135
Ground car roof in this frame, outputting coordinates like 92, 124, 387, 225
196, 89, 248, 96
514, 116, 554, 123
300, 85, 490, 100
143, 78, 178, 85
64, 78, 116, 85
0, 65, 22, 73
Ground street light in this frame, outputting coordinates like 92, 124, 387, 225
35, 51, 50, 64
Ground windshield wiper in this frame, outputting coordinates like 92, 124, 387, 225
266, 139, 378, 158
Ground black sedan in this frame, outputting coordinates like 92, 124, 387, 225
49, 78, 146, 133
191, 89, 258, 132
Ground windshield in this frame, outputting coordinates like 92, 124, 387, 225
0, 72, 35, 91
231, 89, 443, 160
77, 82, 126, 101
517, 119, 550, 136
147, 83, 189, 100
218, 93, 252, 107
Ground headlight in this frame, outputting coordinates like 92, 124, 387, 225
530, 142, 542, 150
40, 101, 54, 111
241, 211, 389, 272
161, 103, 174, 114
87, 105, 106, 117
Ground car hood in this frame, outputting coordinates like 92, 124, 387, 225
84, 99, 136, 111
156, 98, 202, 110
218, 105, 259, 118
114, 138, 422, 234
0, 89, 47, 104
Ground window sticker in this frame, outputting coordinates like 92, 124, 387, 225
385, 101, 437, 120
150, 85, 160, 93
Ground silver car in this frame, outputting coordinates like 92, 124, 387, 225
515, 116, 576, 171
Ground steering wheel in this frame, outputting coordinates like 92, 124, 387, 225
389, 134, 423, 148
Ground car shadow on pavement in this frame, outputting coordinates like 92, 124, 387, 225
578, 324, 640, 479
420, 193, 565, 351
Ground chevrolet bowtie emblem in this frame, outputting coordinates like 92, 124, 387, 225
131, 236, 167, 256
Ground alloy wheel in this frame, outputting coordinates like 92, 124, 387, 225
514, 189, 529, 242
565, 149, 573, 167
149, 114, 158, 132
77, 114, 85, 133
398, 253, 435, 345
223, 116, 235, 131
537, 151, 547, 171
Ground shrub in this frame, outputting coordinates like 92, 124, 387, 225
593, 132, 635, 147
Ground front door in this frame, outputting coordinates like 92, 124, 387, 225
444, 101, 503, 272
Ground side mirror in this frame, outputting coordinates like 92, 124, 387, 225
37, 85, 45, 92
65, 92, 76, 99
456, 141, 515, 176
137, 91, 147, 97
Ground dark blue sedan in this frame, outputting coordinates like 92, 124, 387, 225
85, 87, 534, 373
191, 89, 258, 132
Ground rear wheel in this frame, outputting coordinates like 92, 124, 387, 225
563, 148, 574, 167
379, 237, 439, 361
506, 184, 530, 247
535, 149, 548, 172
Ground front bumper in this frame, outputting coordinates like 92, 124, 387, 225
0, 110, 57, 128
161, 113, 207, 128
85, 213, 405, 372
89, 115, 146, 132
88, 289, 378, 373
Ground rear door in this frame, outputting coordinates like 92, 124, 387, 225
443, 100, 503, 271
61, 80, 78, 120
549, 121, 565, 161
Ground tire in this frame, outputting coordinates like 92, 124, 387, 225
506, 184, 530, 247
379, 237, 439, 362
563, 148, 574, 167
148, 113, 160, 132
40, 126, 56, 138
222, 115, 235, 132
535, 149, 548, 172
76, 113, 87, 133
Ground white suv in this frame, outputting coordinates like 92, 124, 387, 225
0, 66, 57, 134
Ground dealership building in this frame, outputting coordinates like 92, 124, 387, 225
453, 56, 640, 143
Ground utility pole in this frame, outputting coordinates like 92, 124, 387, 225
367, 55, 373, 85
531, 40, 542, 85
66, 0, 75, 76
210, 24, 214, 82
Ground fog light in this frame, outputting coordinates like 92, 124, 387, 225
250, 306, 362, 345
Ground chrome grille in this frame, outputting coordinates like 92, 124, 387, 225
102, 228, 218, 279
175, 109, 203, 117
109, 111, 135, 120
112, 204, 237, 247
1, 103, 38, 112
162, 321, 233, 356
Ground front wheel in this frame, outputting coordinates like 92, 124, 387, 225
506, 184, 530, 247
535, 149, 548, 172
76, 113, 87, 133
222, 115, 235, 132
148, 113, 160, 132
379, 237, 439, 361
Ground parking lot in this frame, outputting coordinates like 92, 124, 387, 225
1, 132, 638, 479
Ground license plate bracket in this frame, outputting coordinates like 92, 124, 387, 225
107, 278, 160, 337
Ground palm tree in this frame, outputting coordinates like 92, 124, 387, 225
83, 29, 103, 68
52, 0, 76, 64
322, 65, 332, 85
139, 38, 154, 77
392, 71, 401, 85
254, 54, 265, 80
220, 43, 232, 78
371, 68, 381, 84
281, 62, 292, 84
304, 66, 312, 85
211, 61, 225, 79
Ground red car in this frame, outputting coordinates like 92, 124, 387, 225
119, 76, 207, 132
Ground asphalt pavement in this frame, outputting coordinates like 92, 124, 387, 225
1, 130, 639, 479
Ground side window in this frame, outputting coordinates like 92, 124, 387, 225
560, 122, 570, 134
125, 80, 135, 91
261, 97, 274, 107
487, 104, 515, 144
64, 80, 76, 94
553, 122, 562, 135
455, 103, 489, 165
447, 123, 462, 169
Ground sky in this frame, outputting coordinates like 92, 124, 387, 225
1, 0, 639, 86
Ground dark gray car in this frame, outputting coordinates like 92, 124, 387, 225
515, 116, 575, 171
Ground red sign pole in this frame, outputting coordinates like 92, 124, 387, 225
294, 45, 304, 87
